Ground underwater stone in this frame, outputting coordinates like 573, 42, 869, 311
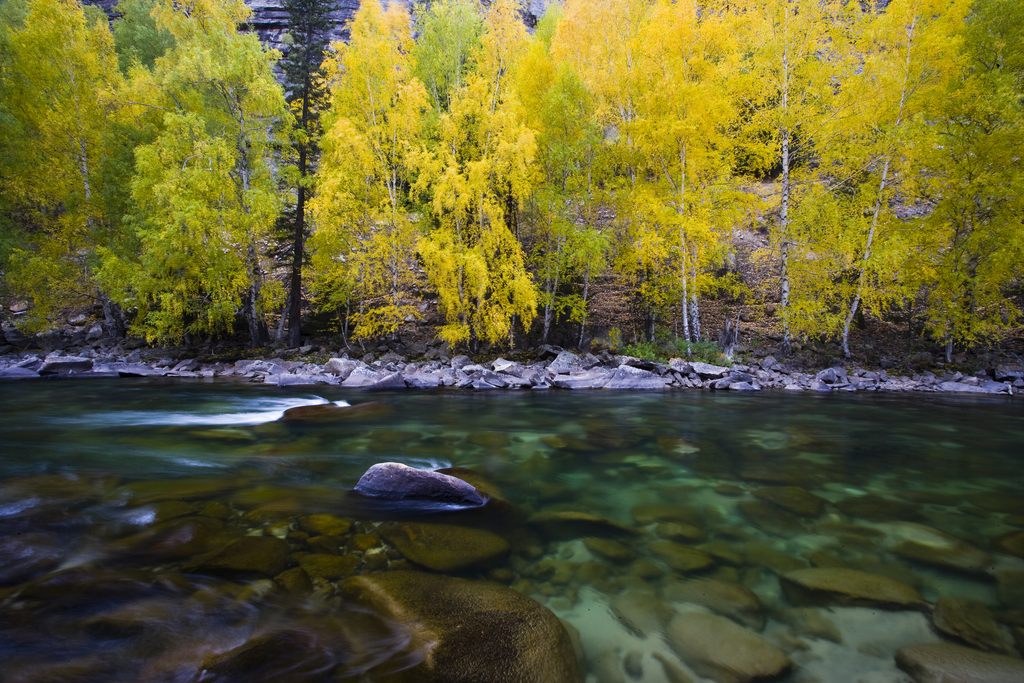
610, 590, 675, 637
885, 522, 996, 576
752, 486, 826, 518
662, 578, 766, 631
649, 541, 716, 573
298, 553, 360, 580
188, 536, 291, 577
381, 522, 510, 572
895, 642, 1024, 683
992, 530, 1024, 559
932, 597, 1012, 654
781, 568, 926, 611
665, 611, 791, 683
528, 511, 640, 541
340, 570, 582, 682
584, 537, 636, 564
354, 462, 487, 506
297, 514, 352, 537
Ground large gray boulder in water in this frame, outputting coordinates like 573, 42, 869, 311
354, 462, 487, 506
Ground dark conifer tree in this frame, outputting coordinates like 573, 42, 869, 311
280, 0, 333, 347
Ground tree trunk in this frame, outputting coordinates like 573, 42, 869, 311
286, 79, 312, 348
102, 295, 126, 339
779, 30, 792, 357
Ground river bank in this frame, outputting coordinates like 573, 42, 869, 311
1, 340, 1021, 395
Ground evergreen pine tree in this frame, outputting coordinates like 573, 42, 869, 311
280, 0, 333, 347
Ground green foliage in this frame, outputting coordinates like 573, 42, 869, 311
112, 0, 174, 73
621, 337, 726, 364
411, 0, 482, 115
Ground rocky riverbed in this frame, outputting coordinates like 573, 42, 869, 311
1, 344, 1021, 395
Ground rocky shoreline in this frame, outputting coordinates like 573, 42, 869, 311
1, 342, 1021, 395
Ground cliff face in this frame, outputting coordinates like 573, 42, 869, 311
85, 1, 554, 52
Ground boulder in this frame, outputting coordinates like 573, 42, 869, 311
737, 499, 806, 536
342, 366, 388, 387
552, 368, 612, 389
835, 494, 923, 522
689, 362, 730, 379
272, 372, 338, 386
895, 642, 1024, 683
548, 351, 582, 374
604, 364, 668, 390
939, 380, 997, 394
0, 366, 40, 380
662, 578, 766, 631
527, 511, 640, 541
665, 611, 791, 683
363, 371, 407, 390
780, 568, 926, 611
354, 462, 487, 506
340, 570, 582, 682
774, 607, 842, 643
752, 486, 826, 518
380, 522, 510, 572
38, 356, 93, 375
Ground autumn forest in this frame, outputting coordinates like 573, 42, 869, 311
0, 0, 1021, 361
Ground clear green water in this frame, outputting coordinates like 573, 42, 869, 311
0, 380, 1022, 682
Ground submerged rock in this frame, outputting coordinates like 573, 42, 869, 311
932, 597, 1012, 654
835, 494, 922, 522
665, 611, 791, 683
780, 567, 926, 611
773, 607, 843, 643
527, 511, 639, 541
662, 578, 766, 631
884, 522, 996, 576
737, 499, 806, 536
610, 590, 675, 637
584, 537, 636, 564
752, 486, 826, 518
380, 523, 510, 572
354, 462, 487, 507
992, 530, 1024, 559
340, 570, 582, 682
895, 642, 1024, 683
649, 541, 716, 573
187, 536, 291, 577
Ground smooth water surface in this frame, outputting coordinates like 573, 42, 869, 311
1, 380, 1022, 682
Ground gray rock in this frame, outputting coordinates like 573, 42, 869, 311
364, 371, 406, 390
341, 366, 385, 387
405, 370, 443, 388
816, 367, 848, 384
2, 324, 33, 346
85, 324, 104, 341
492, 358, 525, 375
669, 358, 693, 374
605, 365, 668, 390
354, 462, 487, 506
38, 356, 93, 375
322, 357, 358, 379
729, 382, 760, 391
548, 351, 582, 374
689, 362, 730, 379
895, 642, 1024, 683
993, 364, 1024, 381
108, 363, 167, 377
273, 373, 339, 387
552, 368, 612, 389
534, 344, 563, 359
0, 367, 39, 380
450, 355, 472, 371
616, 355, 660, 371
939, 381, 993, 394
580, 353, 602, 370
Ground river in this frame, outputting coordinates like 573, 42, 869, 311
1, 380, 1022, 682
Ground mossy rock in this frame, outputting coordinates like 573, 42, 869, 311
339, 570, 582, 682
297, 514, 352, 537
381, 523, 510, 572
298, 553, 360, 580
781, 568, 926, 611
187, 536, 291, 577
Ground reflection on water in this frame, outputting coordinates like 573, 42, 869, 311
0, 380, 1022, 682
